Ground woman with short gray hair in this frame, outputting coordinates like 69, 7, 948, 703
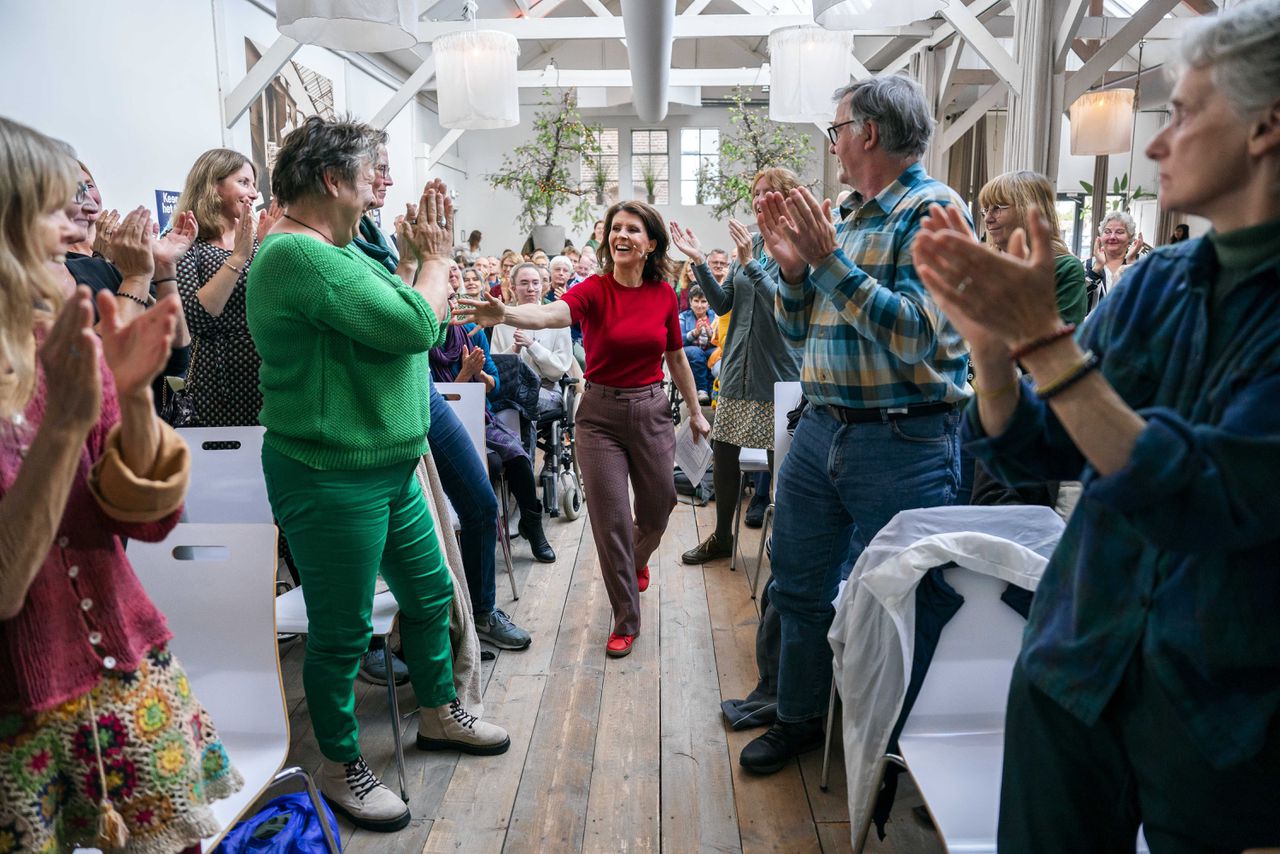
1085, 210, 1147, 311
246, 116, 510, 834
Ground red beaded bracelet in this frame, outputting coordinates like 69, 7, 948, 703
1009, 323, 1076, 362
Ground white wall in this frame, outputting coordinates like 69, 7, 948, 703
0, 0, 445, 243
451, 97, 829, 258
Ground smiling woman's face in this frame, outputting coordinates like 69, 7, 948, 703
608, 210, 654, 266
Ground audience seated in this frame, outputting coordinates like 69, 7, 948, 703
679, 286, 717, 403
490, 263, 576, 419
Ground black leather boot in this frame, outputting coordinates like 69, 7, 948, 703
518, 513, 556, 563
739, 718, 826, 774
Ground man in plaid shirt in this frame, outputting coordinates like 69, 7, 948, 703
740, 75, 971, 773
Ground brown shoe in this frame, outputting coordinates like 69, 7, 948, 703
682, 533, 732, 565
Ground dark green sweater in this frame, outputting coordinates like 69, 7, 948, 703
246, 233, 446, 470
1206, 216, 1280, 365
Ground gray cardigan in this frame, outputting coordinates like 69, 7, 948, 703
692, 237, 803, 403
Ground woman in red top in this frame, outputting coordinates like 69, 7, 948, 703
458, 201, 709, 657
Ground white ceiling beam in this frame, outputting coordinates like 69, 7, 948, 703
423, 129, 465, 170
371, 53, 437, 130
529, 0, 573, 16
938, 0, 1021, 96
420, 15, 929, 41
1072, 16, 1191, 40
512, 0, 532, 12
681, 0, 714, 14
936, 39, 965, 114
939, 81, 1007, 153
882, 0, 1008, 74
224, 35, 300, 128
425, 66, 774, 87
1064, 0, 1182, 103
1055, 0, 1090, 70
581, 0, 614, 16
723, 0, 773, 13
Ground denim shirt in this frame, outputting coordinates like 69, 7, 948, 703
965, 235, 1280, 768
692, 236, 804, 403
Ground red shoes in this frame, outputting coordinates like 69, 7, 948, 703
637, 565, 651, 593
606, 632, 636, 658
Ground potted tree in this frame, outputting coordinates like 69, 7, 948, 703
489, 89, 601, 253
697, 88, 817, 218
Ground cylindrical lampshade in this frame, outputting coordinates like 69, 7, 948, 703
813, 0, 944, 29
277, 0, 417, 52
1068, 89, 1135, 156
768, 27, 857, 124
432, 30, 521, 130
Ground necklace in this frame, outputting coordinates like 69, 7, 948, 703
282, 213, 335, 245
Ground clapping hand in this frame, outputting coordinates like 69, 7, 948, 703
669, 221, 704, 265
728, 219, 753, 266
1092, 236, 1106, 270
92, 209, 122, 261
107, 207, 156, 281
153, 210, 197, 271
756, 191, 807, 283
39, 286, 102, 435
455, 343, 487, 383
1125, 232, 1147, 263
258, 201, 283, 238
403, 179, 454, 262
454, 291, 507, 328
96, 290, 179, 397
512, 329, 533, 351
230, 201, 255, 267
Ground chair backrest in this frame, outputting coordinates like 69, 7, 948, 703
177, 426, 272, 523
773, 381, 804, 482
125, 523, 286, 841
900, 566, 1028, 734
435, 382, 486, 462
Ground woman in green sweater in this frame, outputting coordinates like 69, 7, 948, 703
245, 117, 509, 834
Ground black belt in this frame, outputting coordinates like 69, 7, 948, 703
821, 401, 956, 424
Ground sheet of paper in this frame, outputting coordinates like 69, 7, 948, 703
674, 418, 713, 487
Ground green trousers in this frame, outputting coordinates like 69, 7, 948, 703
262, 444, 456, 762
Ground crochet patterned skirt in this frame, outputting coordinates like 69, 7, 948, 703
710, 397, 775, 450
0, 644, 243, 854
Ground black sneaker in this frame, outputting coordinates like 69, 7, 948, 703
745, 495, 769, 529
682, 533, 732, 565
739, 718, 826, 774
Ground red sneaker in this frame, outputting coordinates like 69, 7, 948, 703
606, 633, 636, 658
637, 565, 651, 593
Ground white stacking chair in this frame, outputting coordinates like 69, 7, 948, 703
729, 445, 769, 573
436, 382, 519, 601
127, 523, 339, 853
176, 426, 271, 523
746, 381, 804, 598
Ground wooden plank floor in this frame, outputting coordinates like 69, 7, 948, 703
278, 491, 879, 853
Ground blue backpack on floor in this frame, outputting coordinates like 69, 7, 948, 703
215, 792, 342, 853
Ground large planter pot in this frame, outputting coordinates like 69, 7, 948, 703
532, 225, 566, 254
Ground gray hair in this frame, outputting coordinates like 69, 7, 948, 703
1181, 0, 1280, 118
707, 248, 729, 261
271, 116, 384, 204
833, 75, 935, 159
1098, 210, 1136, 236
549, 254, 573, 271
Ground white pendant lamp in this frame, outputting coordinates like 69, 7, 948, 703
1068, 89, 1135, 155
812, 0, 943, 30
432, 30, 522, 130
768, 27, 858, 124
277, 0, 417, 52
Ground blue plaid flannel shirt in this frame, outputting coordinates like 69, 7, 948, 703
774, 162, 971, 409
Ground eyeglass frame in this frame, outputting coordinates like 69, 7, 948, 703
73, 181, 92, 205
826, 118, 863, 146
979, 204, 1011, 217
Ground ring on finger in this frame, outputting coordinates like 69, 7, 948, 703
957, 275, 973, 294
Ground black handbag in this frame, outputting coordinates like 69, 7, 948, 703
160, 341, 200, 427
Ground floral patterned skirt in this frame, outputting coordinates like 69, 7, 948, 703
0, 645, 243, 854
711, 397, 775, 450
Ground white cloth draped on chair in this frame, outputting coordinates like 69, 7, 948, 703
829, 505, 1065, 842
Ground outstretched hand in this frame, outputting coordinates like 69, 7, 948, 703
453, 292, 507, 328
669, 221, 704, 265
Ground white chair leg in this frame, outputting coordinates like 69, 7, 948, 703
749, 504, 773, 600
497, 476, 519, 600
383, 644, 408, 803
729, 472, 748, 572
820, 680, 838, 791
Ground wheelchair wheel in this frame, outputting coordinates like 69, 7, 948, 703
560, 470, 583, 520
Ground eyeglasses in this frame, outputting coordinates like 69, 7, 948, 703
374, 164, 391, 178
980, 204, 1010, 217
73, 181, 91, 205
826, 119, 861, 146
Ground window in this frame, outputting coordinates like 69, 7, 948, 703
580, 128, 619, 206
680, 128, 720, 206
631, 129, 669, 205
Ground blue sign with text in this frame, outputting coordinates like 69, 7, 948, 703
155, 189, 180, 231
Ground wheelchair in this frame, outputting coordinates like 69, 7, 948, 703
530, 375, 584, 521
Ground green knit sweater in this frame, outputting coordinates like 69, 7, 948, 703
246, 233, 447, 470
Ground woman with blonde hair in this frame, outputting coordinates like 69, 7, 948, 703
672, 166, 806, 562
0, 116, 242, 853
978, 170, 1086, 325
173, 148, 278, 426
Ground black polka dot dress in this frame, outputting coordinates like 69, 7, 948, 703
177, 240, 263, 428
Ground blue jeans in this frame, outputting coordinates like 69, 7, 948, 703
770, 405, 960, 722
428, 385, 500, 615
684, 345, 712, 394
